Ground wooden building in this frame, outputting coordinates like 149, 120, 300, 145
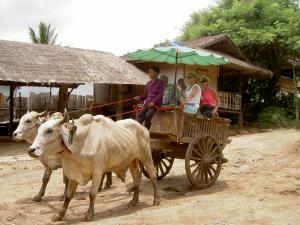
96, 34, 272, 125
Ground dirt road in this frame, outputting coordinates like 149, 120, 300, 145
0, 129, 299, 225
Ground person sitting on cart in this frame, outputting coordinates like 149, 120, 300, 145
181, 72, 201, 115
199, 76, 220, 118
176, 78, 187, 104
160, 75, 175, 105
135, 66, 164, 129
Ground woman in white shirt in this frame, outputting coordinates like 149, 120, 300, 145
182, 72, 201, 114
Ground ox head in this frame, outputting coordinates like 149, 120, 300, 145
13, 111, 48, 144
28, 111, 71, 169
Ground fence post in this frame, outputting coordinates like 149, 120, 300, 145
8, 85, 15, 137
18, 92, 22, 119
238, 74, 243, 127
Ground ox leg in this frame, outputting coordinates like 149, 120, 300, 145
98, 173, 105, 192
104, 172, 112, 189
60, 174, 69, 201
98, 172, 113, 192
32, 167, 52, 202
128, 159, 141, 207
52, 180, 78, 222
86, 171, 103, 221
141, 153, 160, 206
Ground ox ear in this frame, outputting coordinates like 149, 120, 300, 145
61, 123, 77, 154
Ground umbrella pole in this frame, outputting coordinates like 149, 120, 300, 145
174, 49, 179, 86
173, 50, 179, 105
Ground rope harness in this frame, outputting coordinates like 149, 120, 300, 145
67, 98, 176, 119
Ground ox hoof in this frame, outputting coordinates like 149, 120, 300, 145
85, 211, 94, 222
104, 184, 111, 189
126, 186, 134, 193
127, 199, 138, 207
153, 198, 160, 206
32, 195, 42, 202
52, 214, 62, 222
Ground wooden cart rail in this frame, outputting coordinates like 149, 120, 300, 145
150, 110, 230, 145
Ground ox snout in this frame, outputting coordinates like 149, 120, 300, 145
28, 146, 39, 158
13, 131, 21, 141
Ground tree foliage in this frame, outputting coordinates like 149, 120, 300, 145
28, 21, 59, 45
180, 0, 300, 119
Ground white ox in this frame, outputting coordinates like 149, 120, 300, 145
29, 113, 160, 221
13, 111, 112, 202
13, 111, 67, 202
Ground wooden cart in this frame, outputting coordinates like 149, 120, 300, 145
140, 109, 231, 189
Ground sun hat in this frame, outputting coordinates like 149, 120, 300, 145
186, 72, 198, 78
199, 75, 210, 83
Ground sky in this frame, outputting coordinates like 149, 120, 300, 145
0, 0, 215, 56
0, 0, 215, 96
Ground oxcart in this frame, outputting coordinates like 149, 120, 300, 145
139, 108, 231, 189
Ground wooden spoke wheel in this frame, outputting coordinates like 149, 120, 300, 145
185, 135, 223, 189
140, 151, 174, 180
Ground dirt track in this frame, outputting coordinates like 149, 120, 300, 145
0, 129, 299, 225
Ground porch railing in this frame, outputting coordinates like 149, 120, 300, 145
218, 91, 241, 111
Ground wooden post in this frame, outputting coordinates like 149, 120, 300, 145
57, 84, 69, 113
116, 84, 123, 121
238, 74, 243, 127
18, 92, 22, 119
293, 58, 298, 121
8, 85, 15, 137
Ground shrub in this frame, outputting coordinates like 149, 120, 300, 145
257, 107, 288, 128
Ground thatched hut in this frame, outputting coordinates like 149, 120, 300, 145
0, 40, 148, 136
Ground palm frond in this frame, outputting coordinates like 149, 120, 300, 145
28, 27, 39, 43
28, 21, 59, 45
39, 22, 48, 44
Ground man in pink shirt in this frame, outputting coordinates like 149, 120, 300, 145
135, 66, 164, 129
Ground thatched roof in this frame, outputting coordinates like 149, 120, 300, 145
0, 40, 148, 87
183, 34, 250, 62
183, 34, 272, 77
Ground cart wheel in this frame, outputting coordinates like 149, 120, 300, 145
185, 135, 223, 189
140, 151, 174, 180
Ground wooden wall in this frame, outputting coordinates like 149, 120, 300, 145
0, 93, 93, 122
133, 62, 218, 90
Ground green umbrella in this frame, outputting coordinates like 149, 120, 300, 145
127, 45, 227, 85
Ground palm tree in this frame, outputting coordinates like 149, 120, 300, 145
28, 21, 59, 45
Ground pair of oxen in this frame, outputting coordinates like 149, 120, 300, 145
13, 111, 159, 222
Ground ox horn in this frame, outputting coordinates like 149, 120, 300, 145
58, 108, 69, 125
36, 111, 47, 117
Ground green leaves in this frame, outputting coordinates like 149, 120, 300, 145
28, 21, 59, 45
180, 0, 300, 119
181, 0, 300, 55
